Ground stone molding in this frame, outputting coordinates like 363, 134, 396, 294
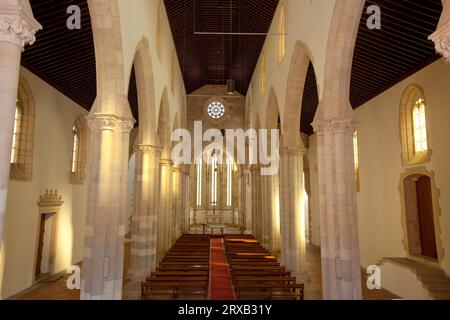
279, 145, 305, 157
313, 118, 357, 135
87, 114, 135, 132
0, 7, 42, 49
136, 144, 162, 156
429, 21, 450, 62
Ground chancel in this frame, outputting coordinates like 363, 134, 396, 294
0, 0, 449, 301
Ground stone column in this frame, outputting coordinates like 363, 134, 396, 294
429, 0, 450, 63
127, 145, 161, 281
81, 113, 134, 300
0, 3, 41, 248
179, 165, 189, 234
243, 169, 252, 234
157, 159, 172, 262
313, 118, 362, 300
260, 172, 280, 256
172, 165, 181, 242
251, 166, 261, 241
279, 139, 307, 283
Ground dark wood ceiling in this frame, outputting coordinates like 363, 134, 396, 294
164, 0, 279, 95
23, 1, 443, 135
22, 0, 96, 111
300, 0, 443, 135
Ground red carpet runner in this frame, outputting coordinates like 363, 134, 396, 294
210, 237, 235, 300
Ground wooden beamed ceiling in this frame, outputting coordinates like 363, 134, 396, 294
23, 1, 443, 135
300, 0, 443, 135
164, 0, 280, 95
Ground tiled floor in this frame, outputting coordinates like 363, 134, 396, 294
11, 241, 397, 300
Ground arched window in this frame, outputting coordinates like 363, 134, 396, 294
278, 5, 286, 63
196, 159, 202, 207
69, 115, 87, 184
211, 152, 218, 206
10, 76, 35, 181
10, 104, 21, 164
353, 131, 360, 191
156, 0, 164, 61
261, 54, 266, 96
400, 84, 431, 165
413, 98, 428, 154
226, 157, 233, 207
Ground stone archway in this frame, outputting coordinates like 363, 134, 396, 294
312, 0, 366, 300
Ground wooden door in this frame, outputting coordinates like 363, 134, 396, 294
35, 215, 46, 278
416, 176, 437, 259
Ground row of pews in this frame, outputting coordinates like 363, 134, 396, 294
141, 234, 210, 300
224, 235, 304, 300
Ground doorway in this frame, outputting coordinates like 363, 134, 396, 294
35, 213, 57, 280
403, 174, 438, 260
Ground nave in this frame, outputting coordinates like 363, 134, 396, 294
11, 233, 397, 301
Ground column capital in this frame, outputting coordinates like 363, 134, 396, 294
429, 21, 450, 63
0, 6, 42, 49
87, 113, 135, 133
279, 145, 305, 157
313, 117, 357, 136
135, 144, 161, 156
160, 159, 172, 166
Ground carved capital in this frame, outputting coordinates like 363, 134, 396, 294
136, 144, 161, 157
87, 114, 135, 132
279, 145, 305, 157
0, 9, 42, 49
160, 159, 172, 167
313, 118, 356, 136
429, 22, 450, 63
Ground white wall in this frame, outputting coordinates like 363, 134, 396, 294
0, 67, 89, 299
118, 0, 186, 132
247, 0, 336, 128
308, 59, 450, 277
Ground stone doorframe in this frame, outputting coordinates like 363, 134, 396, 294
399, 167, 444, 267
33, 190, 64, 281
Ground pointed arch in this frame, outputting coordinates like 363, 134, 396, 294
157, 87, 171, 158
132, 37, 157, 145
265, 87, 280, 130
315, 0, 365, 122
88, 0, 132, 118
283, 41, 317, 143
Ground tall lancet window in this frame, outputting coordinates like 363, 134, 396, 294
226, 157, 232, 207
211, 152, 218, 206
10, 104, 21, 164
196, 159, 202, 206
71, 125, 79, 173
278, 5, 286, 63
413, 98, 428, 154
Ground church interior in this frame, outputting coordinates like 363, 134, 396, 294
0, 0, 449, 301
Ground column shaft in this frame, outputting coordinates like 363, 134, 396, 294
127, 145, 161, 281
81, 114, 134, 300
315, 119, 362, 300
0, 7, 41, 248
279, 144, 307, 282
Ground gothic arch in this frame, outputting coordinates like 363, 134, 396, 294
314, 0, 365, 122
131, 37, 157, 145
87, 0, 133, 119
283, 41, 317, 144
157, 87, 171, 158
265, 87, 280, 130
